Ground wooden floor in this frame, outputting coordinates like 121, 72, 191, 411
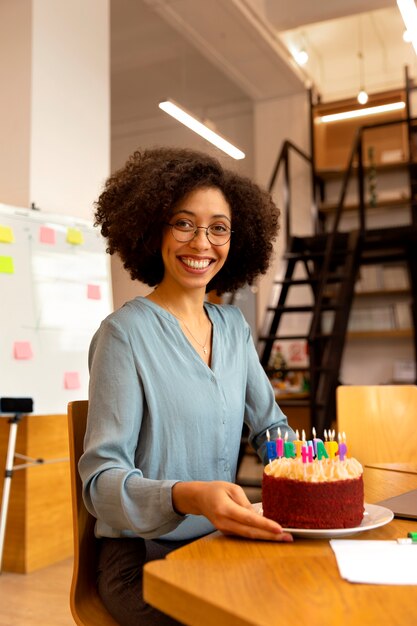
0, 452, 262, 625
0, 557, 74, 625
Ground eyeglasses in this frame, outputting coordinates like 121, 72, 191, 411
165, 219, 233, 246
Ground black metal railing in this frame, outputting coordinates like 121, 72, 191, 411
267, 140, 323, 249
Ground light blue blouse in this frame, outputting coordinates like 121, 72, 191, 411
79, 297, 294, 541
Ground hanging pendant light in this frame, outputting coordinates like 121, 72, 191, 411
357, 19, 368, 105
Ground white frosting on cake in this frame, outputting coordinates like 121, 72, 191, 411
264, 456, 363, 483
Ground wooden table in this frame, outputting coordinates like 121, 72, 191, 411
144, 465, 417, 626
365, 462, 417, 475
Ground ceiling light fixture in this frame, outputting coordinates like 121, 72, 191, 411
397, 0, 417, 55
294, 49, 309, 66
403, 29, 412, 43
158, 100, 245, 160
292, 31, 309, 66
357, 90, 369, 105
319, 102, 406, 123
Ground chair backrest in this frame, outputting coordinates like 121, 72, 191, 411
336, 385, 417, 466
67, 401, 119, 626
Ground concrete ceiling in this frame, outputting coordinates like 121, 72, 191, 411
111, 0, 417, 140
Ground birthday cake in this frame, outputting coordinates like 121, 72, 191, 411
262, 432, 364, 529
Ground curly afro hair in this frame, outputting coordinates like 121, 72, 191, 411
94, 147, 280, 295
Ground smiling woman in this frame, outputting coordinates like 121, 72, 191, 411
80, 146, 296, 626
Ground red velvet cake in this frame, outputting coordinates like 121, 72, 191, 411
262, 457, 364, 529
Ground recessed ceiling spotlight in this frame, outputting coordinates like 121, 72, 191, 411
294, 49, 309, 65
403, 29, 412, 43
398, 0, 417, 55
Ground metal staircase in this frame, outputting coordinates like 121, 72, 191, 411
258, 112, 417, 436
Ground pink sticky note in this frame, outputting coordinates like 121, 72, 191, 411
64, 371, 81, 390
39, 226, 56, 245
14, 341, 33, 360
87, 284, 101, 300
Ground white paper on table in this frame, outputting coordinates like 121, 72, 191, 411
330, 540, 417, 585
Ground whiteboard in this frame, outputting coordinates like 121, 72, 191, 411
0, 203, 112, 414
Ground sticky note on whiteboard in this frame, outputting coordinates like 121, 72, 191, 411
14, 341, 33, 360
64, 371, 81, 389
39, 225, 56, 244
87, 284, 101, 300
0, 256, 14, 273
66, 228, 84, 245
0, 225, 14, 243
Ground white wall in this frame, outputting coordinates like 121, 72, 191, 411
254, 90, 312, 331
0, 0, 110, 220
112, 102, 254, 176
0, 0, 32, 207
30, 0, 110, 219
341, 340, 413, 385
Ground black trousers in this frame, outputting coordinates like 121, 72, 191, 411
97, 536, 192, 626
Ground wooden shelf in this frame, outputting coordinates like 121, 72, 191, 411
317, 160, 411, 180
354, 289, 410, 298
348, 328, 413, 340
319, 196, 411, 214
313, 89, 408, 171
274, 391, 309, 401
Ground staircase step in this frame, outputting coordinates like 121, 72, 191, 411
265, 366, 309, 373
258, 334, 308, 341
284, 250, 349, 261
274, 276, 346, 285
267, 304, 342, 313
291, 233, 350, 252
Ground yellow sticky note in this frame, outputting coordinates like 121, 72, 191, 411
0, 225, 14, 243
0, 256, 14, 274
66, 227, 84, 245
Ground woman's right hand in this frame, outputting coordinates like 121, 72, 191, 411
172, 480, 293, 542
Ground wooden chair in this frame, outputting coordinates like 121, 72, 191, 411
336, 385, 417, 466
67, 400, 119, 626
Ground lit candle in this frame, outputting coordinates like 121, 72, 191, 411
293, 429, 303, 458
312, 427, 322, 457
324, 429, 329, 454
284, 432, 296, 458
276, 427, 284, 458
316, 440, 329, 460
325, 430, 338, 459
266, 429, 277, 462
301, 430, 307, 463
338, 432, 347, 461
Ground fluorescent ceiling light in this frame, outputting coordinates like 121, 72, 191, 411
158, 100, 245, 160
319, 102, 406, 123
397, 0, 417, 55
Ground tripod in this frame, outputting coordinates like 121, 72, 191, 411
0, 401, 68, 572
